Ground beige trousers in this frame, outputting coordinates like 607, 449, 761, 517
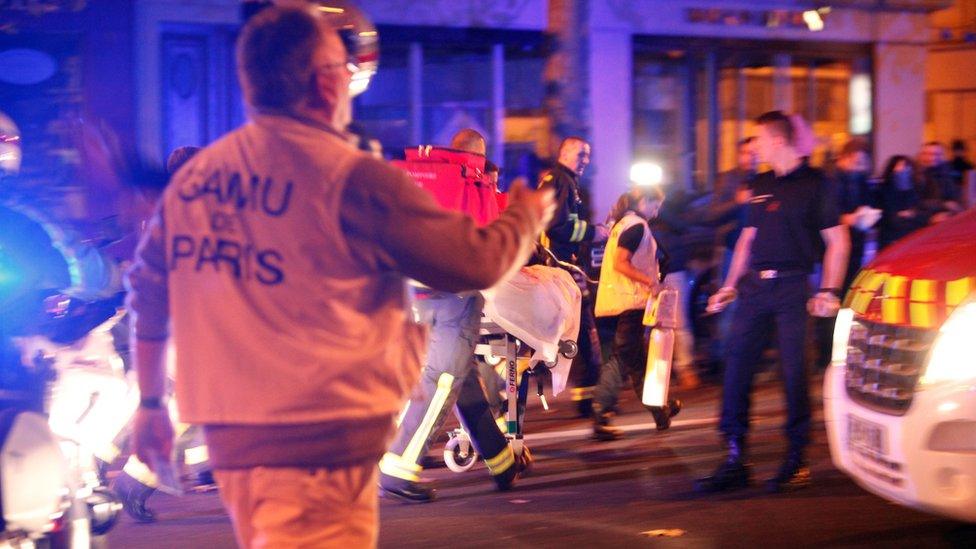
214, 463, 378, 549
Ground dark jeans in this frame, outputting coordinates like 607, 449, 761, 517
593, 309, 648, 413
719, 274, 811, 451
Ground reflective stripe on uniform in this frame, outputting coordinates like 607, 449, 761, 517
184, 445, 209, 466
540, 232, 551, 249
484, 447, 515, 475
570, 386, 594, 402
570, 219, 588, 242
402, 372, 455, 465
379, 453, 422, 482
123, 456, 159, 488
395, 401, 411, 428
495, 415, 508, 434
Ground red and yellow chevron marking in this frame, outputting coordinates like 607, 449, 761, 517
908, 278, 938, 329
848, 269, 887, 317
845, 269, 976, 329
880, 275, 908, 325
946, 276, 975, 312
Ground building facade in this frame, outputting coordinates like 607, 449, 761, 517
0, 0, 961, 225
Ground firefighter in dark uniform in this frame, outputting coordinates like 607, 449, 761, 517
538, 137, 609, 416
697, 111, 849, 494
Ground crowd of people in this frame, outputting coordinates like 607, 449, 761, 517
4, 2, 976, 548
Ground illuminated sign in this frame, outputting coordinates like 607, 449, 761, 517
686, 7, 831, 31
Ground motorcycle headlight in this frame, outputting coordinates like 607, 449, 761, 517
920, 301, 976, 386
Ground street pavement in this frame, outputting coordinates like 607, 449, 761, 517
105, 376, 976, 548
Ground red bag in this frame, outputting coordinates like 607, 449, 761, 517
393, 146, 505, 226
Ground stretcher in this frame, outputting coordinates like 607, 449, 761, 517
445, 253, 584, 472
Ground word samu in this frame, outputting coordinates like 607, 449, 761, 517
171, 234, 284, 286
170, 169, 292, 286
178, 170, 293, 217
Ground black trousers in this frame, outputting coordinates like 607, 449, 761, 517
593, 309, 647, 413
719, 274, 811, 451
573, 292, 603, 394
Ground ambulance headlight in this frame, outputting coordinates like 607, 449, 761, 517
920, 301, 976, 386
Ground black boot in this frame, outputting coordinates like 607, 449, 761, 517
492, 446, 534, 491
694, 437, 751, 493
765, 449, 810, 493
112, 472, 157, 523
649, 398, 682, 431
379, 473, 436, 503
576, 398, 594, 419
592, 411, 623, 441
193, 469, 217, 492
514, 446, 534, 477
492, 462, 518, 492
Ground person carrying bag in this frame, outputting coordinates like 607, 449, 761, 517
590, 186, 681, 441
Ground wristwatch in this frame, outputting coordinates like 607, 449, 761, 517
817, 287, 843, 298
139, 396, 166, 409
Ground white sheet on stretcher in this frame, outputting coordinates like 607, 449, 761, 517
481, 265, 581, 397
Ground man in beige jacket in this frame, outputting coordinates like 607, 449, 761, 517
125, 4, 553, 547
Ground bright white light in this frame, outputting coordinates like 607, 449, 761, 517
630, 161, 663, 187
803, 10, 824, 32
921, 302, 976, 386
850, 74, 873, 135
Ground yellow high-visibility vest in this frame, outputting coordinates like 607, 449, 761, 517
595, 212, 657, 317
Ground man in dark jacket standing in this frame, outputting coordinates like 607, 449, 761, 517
539, 137, 608, 416
698, 111, 849, 495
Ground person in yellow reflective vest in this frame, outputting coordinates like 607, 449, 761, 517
592, 186, 681, 440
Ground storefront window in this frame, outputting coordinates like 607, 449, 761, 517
635, 39, 872, 191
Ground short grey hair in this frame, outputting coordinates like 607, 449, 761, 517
236, 4, 323, 110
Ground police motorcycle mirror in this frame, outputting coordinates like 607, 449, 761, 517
310, 1, 379, 97
245, 0, 379, 97
0, 111, 22, 175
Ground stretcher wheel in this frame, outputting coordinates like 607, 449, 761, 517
558, 339, 578, 359
87, 486, 123, 535
444, 436, 478, 473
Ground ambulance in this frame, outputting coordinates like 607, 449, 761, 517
824, 207, 976, 522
